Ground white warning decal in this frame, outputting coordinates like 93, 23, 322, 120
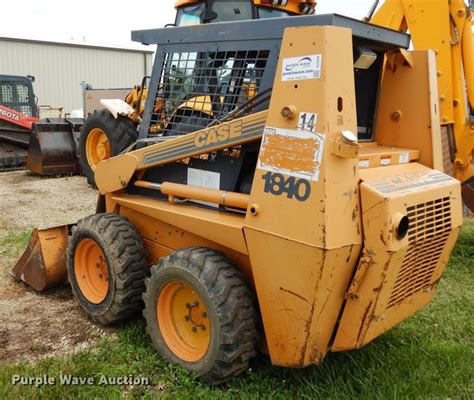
399, 152, 410, 164
359, 159, 370, 169
282, 54, 322, 82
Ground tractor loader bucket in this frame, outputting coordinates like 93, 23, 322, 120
10, 225, 70, 292
26, 118, 83, 175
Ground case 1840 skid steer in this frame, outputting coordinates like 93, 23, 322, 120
12, 15, 463, 383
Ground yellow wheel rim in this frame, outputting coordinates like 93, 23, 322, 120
85, 128, 111, 170
74, 238, 109, 304
157, 280, 210, 362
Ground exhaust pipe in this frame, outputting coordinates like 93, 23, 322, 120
363, 0, 380, 21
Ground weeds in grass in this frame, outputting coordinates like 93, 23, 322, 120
0, 230, 30, 270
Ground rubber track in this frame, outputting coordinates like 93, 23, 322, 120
0, 129, 27, 171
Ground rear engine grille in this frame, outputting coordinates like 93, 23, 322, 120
387, 197, 452, 308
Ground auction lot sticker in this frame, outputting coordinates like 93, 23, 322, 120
282, 54, 322, 82
258, 127, 325, 182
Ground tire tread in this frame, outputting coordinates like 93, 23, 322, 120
68, 213, 149, 325
143, 247, 258, 384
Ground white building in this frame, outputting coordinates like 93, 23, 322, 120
0, 36, 154, 114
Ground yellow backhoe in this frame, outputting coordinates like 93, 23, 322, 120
370, 0, 474, 210
10, 0, 471, 385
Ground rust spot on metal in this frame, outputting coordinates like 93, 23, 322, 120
310, 346, 323, 364
345, 244, 354, 263
279, 287, 310, 304
380, 231, 388, 246
299, 300, 316, 366
356, 301, 373, 344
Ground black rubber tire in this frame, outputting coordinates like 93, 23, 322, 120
79, 109, 138, 186
164, 110, 210, 136
67, 213, 149, 326
143, 247, 259, 384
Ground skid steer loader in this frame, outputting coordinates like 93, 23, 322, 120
12, 13, 464, 383
0, 74, 83, 174
0, 75, 39, 171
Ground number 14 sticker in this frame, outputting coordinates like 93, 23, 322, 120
298, 112, 318, 133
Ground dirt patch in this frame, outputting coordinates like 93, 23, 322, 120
0, 286, 114, 363
0, 171, 96, 231
0, 171, 115, 364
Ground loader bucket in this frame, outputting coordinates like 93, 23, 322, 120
26, 118, 83, 175
10, 225, 70, 291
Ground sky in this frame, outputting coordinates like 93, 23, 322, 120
0, 0, 380, 48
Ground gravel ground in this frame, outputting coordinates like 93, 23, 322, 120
0, 171, 115, 364
0, 171, 96, 231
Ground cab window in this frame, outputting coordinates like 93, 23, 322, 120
176, 3, 205, 26
257, 6, 294, 19
212, 0, 253, 22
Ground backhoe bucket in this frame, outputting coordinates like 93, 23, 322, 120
10, 225, 70, 291
26, 118, 83, 175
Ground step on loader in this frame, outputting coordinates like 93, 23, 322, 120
12, 14, 463, 384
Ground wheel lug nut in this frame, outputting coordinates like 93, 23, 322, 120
201, 326, 206, 331
184, 316, 190, 321
201, 312, 207, 318
185, 303, 191, 309
193, 301, 199, 307
192, 327, 197, 333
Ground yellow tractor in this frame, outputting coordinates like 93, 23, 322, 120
79, 0, 316, 185
11, 0, 470, 385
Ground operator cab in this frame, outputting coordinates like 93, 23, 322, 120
0, 75, 37, 118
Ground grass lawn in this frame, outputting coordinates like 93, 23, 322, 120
0, 221, 472, 399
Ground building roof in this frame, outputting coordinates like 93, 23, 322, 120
0, 35, 154, 54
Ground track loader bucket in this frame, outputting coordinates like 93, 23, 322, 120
10, 225, 70, 291
26, 118, 83, 175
